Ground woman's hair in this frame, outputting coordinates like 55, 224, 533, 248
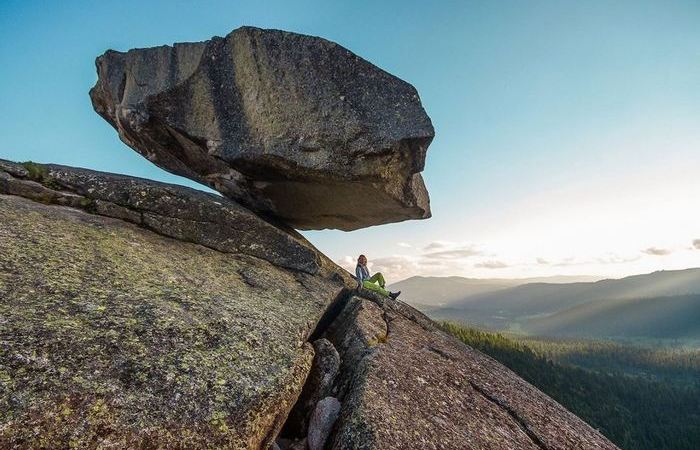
357, 254, 366, 264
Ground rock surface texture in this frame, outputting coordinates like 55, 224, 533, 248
89, 26, 434, 231
307, 397, 341, 450
0, 160, 620, 449
0, 160, 347, 449
321, 293, 621, 450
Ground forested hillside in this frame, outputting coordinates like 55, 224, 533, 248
443, 322, 700, 450
517, 335, 700, 386
528, 294, 700, 339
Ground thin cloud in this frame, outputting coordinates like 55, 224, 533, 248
423, 247, 482, 260
474, 260, 508, 269
338, 240, 655, 281
552, 257, 579, 267
336, 250, 474, 282
420, 260, 449, 267
367, 255, 425, 282
596, 254, 641, 264
338, 255, 357, 271
550, 254, 640, 266
336, 254, 421, 282
642, 247, 672, 256
423, 241, 451, 251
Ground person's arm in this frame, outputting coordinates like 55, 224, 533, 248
355, 265, 364, 288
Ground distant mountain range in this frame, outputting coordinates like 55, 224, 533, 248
391, 268, 700, 340
388, 274, 603, 307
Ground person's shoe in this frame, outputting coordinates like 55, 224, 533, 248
389, 291, 401, 299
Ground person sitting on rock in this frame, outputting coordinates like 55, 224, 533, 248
355, 255, 401, 299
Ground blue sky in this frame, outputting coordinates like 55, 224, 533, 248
1, 0, 699, 281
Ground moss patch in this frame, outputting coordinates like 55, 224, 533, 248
20, 161, 63, 190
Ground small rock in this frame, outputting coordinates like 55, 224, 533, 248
0, 160, 28, 177
312, 338, 341, 398
282, 338, 340, 435
307, 397, 341, 450
287, 437, 307, 450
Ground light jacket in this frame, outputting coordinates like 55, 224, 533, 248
355, 264, 370, 288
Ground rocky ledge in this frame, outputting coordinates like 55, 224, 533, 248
0, 160, 619, 449
89, 26, 434, 231
0, 159, 327, 274
320, 294, 619, 450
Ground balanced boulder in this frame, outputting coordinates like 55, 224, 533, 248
89, 26, 434, 231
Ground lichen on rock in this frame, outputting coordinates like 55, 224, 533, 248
0, 193, 344, 449
0, 167, 621, 449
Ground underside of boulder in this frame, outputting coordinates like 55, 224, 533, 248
89, 26, 434, 231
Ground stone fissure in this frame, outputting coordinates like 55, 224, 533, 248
276, 292, 422, 449
468, 381, 550, 450
276, 289, 382, 449
381, 310, 392, 340
308, 288, 355, 342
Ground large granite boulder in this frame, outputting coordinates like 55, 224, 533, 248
89, 26, 434, 231
1, 160, 619, 449
0, 160, 349, 449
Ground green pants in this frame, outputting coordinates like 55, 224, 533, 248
362, 273, 389, 296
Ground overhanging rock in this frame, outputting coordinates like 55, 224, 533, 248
90, 26, 434, 231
